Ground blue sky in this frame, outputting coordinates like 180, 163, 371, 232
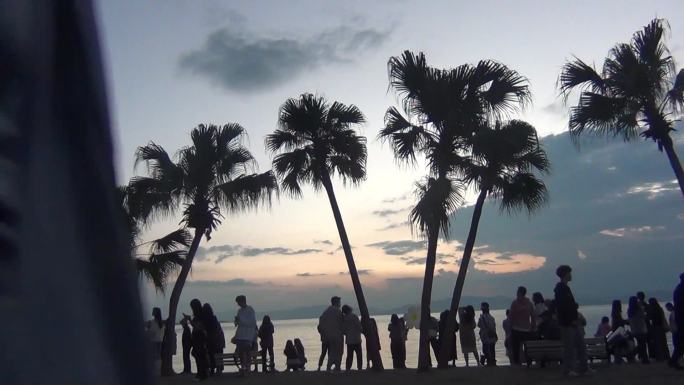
94, 0, 684, 314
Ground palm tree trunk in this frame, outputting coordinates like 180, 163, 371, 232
438, 189, 488, 368
161, 227, 204, 376
320, 173, 384, 371
662, 135, 684, 197
417, 224, 439, 372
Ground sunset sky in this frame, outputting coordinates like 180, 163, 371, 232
94, 0, 684, 315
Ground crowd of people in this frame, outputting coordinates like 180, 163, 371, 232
144, 268, 684, 378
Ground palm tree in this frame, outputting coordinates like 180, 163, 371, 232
265, 93, 383, 370
559, 18, 684, 197
380, 51, 531, 370
445, 120, 549, 363
127, 124, 277, 375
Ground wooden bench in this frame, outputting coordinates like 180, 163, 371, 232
216, 351, 264, 372
523, 337, 609, 367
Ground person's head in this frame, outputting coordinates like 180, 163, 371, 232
235, 295, 247, 307
465, 305, 475, 322
391, 314, 399, 324
506, 309, 510, 318
285, 340, 294, 350
190, 298, 202, 317
331, 296, 341, 307
263, 315, 271, 324
627, 296, 639, 316
611, 300, 622, 315
341, 304, 352, 315
637, 291, 645, 301
481, 302, 490, 314
294, 338, 304, 350
202, 303, 214, 317
648, 297, 659, 308
601, 316, 609, 324
556, 265, 572, 282
666, 302, 674, 311
532, 292, 544, 305
516, 286, 527, 298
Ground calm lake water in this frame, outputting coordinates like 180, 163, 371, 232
171, 304, 642, 372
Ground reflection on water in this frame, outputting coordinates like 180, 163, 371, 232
169, 304, 638, 372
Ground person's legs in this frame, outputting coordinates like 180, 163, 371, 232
390, 341, 399, 368
561, 326, 577, 374
267, 346, 275, 369
318, 341, 328, 370
183, 346, 192, 373
399, 341, 407, 368
574, 327, 588, 372
511, 330, 523, 364
345, 344, 353, 370
355, 343, 363, 370
635, 334, 649, 363
669, 332, 683, 367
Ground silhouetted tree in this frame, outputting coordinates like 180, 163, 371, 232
559, 18, 684, 197
265, 93, 383, 370
380, 51, 533, 370
446, 120, 549, 357
127, 124, 277, 375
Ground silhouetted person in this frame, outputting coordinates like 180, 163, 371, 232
258, 315, 275, 372
438, 310, 457, 366
637, 291, 654, 359
191, 317, 209, 380
318, 296, 344, 371
427, 312, 440, 367
509, 286, 535, 365
554, 265, 589, 376
666, 302, 678, 361
180, 315, 192, 374
201, 303, 221, 375
532, 292, 547, 333
459, 306, 480, 367
342, 304, 363, 370
144, 307, 165, 373
234, 295, 257, 376
628, 296, 649, 363
294, 338, 307, 370
647, 298, 669, 361
365, 318, 381, 369
316, 322, 328, 371
388, 314, 407, 369
594, 316, 611, 338
503, 309, 512, 363
478, 302, 497, 366
284, 340, 299, 371
668, 273, 684, 370
609, 300, 632, 364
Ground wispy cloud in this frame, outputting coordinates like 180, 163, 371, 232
197, 244, 322, 263
366, 240, 425, 255
577, 249, 588, 260
179, 25, 390, 92
599, 225, 665, 238
314, 240, 333, 246
338, 269, 372, 275
626, 180, 679, 200
296, 272, 327, 277
187, 278, 258, 287
377, 220, 410, 231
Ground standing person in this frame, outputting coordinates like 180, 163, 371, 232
647, 298, 669, 361
666, 302, 678, 361
554, 265, 589, 377
478, 302, 497, 366
234, 295, 257, 377
190, 299, 209, 380
365, 318, 381, 369
459, 306, 480, 367
145, 307, 165, 373
637, 291, 654, 359
509, 286, 535, 365
427, 313, 440, 367
318, 296, 344, 371
668, 273, 684, 370
316, 322, 328, 371
294, 338, 308, 370
388, 314, 407, 369
342, 305, 363, 371
594, 317, 611, 338
202, 303, 221, 375
628, 296, 650, 364
258, 315, 275, 372
532, 292, 547, 335
438, 310, 458, 366
180, 315, 193, 374
502, 310, 512, 363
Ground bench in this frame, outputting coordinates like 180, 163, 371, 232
216, 351, 264, 372
523, 337, 609, 367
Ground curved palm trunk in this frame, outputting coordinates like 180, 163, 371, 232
320, 173, 383, 371
161, 227, 204, 376
417, 225, 439, 371
662, 135, 684, 197
438, 189, 488, 368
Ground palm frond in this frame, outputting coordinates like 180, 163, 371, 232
216, 171, 278, 212
326, 101, 366, 128
493, 172, 548, 215
473, 60, 531, 118
149, 229, 192, 254
265, 129, 307, 153
666, 69, 684, 112
126, 177, 178, 223
379, 107, 429, 164
409, 176, 463, 238
559, 58, 605, 97
568, 93, 639, 140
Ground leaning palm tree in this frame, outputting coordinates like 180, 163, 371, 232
380, 50, 531, 370
446, 120, 549, 357
559, 18, 684, 197
127, 124, 277, 375
265, 93, 383, 370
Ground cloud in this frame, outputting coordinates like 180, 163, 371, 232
381, 193, 410, 204
314, 240, 333, 246
187, 278, 257, 287
366, 240, 425, 255
678, 213, 684, 220
472, 252, 547, 274
372, 208, 406, 217
196, 244, 322, 262
338, 269, 372, 275
296, 272, 327, 277
377, 220, 410, 231
240, 247, 322, 257
625, 180, 679, 200
401, 256, 426, 265
577, 249, 588, 260
599, 226, 666, 238
541, 100, 567, 116
179, 25, 389, 91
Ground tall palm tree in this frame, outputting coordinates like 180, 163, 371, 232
559, 18, 684, 197
445, 120, 549, 362
127, 124, 277, 375
380, 51, 531, 370
265, 93, 383, 370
